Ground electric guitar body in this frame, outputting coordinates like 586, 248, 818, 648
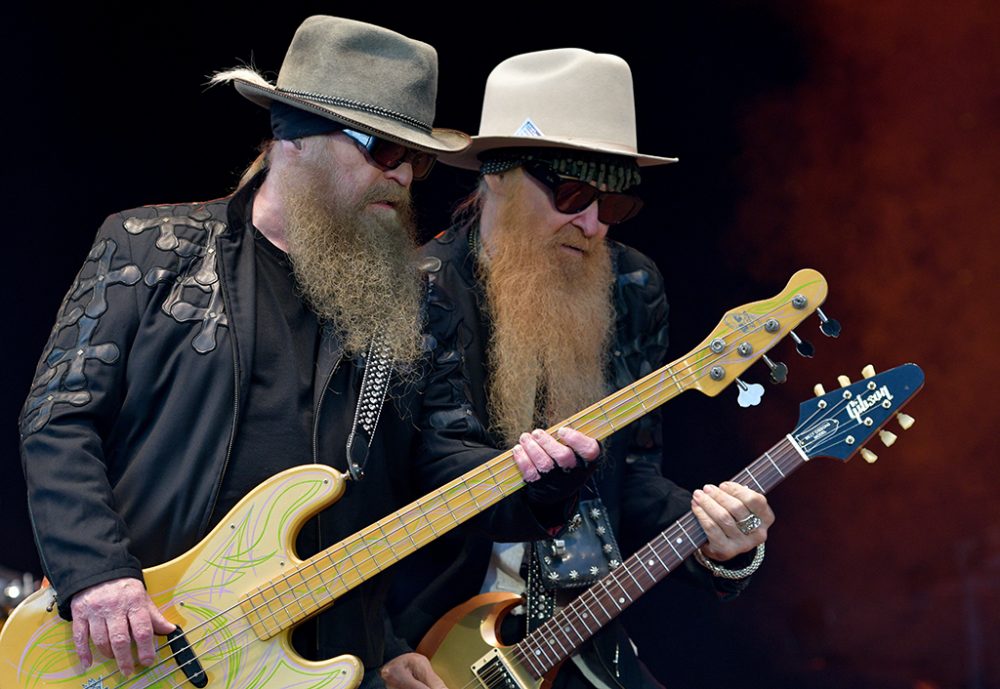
418, 592, 554, 689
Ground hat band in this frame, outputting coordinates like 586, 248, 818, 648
275, 87, 432, 132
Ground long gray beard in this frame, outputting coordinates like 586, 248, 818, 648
279, 171, 425, 368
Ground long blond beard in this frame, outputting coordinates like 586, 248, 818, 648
275, 158, 424, 367
480, 178, 615, 446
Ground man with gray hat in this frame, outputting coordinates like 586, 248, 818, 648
386, 49, 775, 689
18, 19, 600, 687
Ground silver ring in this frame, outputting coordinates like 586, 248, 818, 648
736, 512, 763, 535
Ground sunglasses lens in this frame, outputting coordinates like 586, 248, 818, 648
597, 194, 643, 224
408, 152, 436, 180
368, 139, 436, 179
369, 140, 408, 168
553, 181, 599, 215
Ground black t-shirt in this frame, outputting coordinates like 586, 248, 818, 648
210, 228, 319, 525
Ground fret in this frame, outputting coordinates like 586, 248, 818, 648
559, 608, 588, 644
523, 644, 548, 676
284, 567, 315, 622
546, 628, 571, 656
620, 561, 645, 594
764, 451, 785, 478
743, 467, 765, 493
589, 580, 614, 621
666, 365, 685, 395
576, 606, 597, 636
633, 548, 657, 584
606, 578, 631, 608
676, 521, 700, 552
665, 532, 684, 560
532, 638, 555, 666
648, 541, 671, 573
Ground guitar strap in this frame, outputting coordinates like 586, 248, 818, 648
345, 335, 393, 481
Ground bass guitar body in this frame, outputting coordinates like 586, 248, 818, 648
0, 464, 363, 689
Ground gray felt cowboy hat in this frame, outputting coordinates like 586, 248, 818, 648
442, 48, 677, 169
211, 15, 470, 154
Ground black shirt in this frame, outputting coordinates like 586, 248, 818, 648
210, 228, 319, 525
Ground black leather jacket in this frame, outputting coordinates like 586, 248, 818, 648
19, 181, 561, 666
391, 225, 748, 688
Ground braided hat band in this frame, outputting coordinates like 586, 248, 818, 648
480, 150, 641, 193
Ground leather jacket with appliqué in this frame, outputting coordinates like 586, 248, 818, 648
18, 181, 561, 667
391, 225, 750, 689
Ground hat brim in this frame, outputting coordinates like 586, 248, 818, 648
439, 135, 678, 170
232, 78, 471, 154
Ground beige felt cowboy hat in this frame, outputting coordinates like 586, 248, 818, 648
211, 15, 470, 154
443, 48, 677, 169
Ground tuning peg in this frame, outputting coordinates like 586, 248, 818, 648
861, 364, 876, 379
817, 308, 841, 338
762, 354, 788, 384
837, 375, 851, 387
790, 331, 815, 358
813, 383, 826, 397
860, 447, 878, 463
735, 378, 764, 408
879, 430, 898, 447
896, 413, 915, 430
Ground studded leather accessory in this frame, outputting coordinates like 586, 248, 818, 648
532, 493, 624, 590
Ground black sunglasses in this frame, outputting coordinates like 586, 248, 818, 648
521, 160, 643, 225
342, 129, 436, 180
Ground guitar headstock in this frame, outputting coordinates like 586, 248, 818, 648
793, 363, 924, 462
684, 268, 829, 398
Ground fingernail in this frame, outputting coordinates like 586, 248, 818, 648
703, 484, 716, 492
532, 429, 544, 438
693, 489, 704, 499
520, 433, 531, 442
513, 446, 523, 456
557, 427, 569, 437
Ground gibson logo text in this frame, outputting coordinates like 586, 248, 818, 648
847, 385, 894, 424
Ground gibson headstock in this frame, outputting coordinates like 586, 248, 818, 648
793, 363, 924, 463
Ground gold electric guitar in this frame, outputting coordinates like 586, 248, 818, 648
417, 364, 924, 689
0, 269, 827, 689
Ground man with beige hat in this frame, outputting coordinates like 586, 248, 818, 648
18, 20, 601, 688
386, 49, 775, 689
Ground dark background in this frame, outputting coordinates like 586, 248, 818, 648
2, 3, 997, 688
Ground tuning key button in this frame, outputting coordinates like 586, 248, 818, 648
861, 364, 876, 379
860, 448, 878, 463
762, 355, 788, 384
837, 375, 851, 388
790, 331, 815, 358
813, 383, 826, 397
736, 378, 765, 408
879, 430, 898, 447
817, 307, 842, 338
896, 413, 915, 430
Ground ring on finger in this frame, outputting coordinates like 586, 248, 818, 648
736, 512, 763, 535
